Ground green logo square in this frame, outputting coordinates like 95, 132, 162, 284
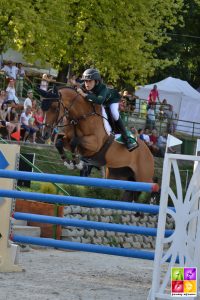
171, 267, 184, 281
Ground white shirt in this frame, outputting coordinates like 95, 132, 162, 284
6, 87, 16, 100
147, 108, 155, 121
40, 80, 48, 91
20, 112, 31, 126
143, 134, 150, 143
1, 65, 18, 79
24, 97, 32, 110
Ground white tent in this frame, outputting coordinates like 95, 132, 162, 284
135, 77, 200, 135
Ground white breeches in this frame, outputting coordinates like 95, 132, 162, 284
109, 103, 119, 121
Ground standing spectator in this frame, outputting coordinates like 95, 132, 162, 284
20, 106, 37, 143
148, 85, 160, 109
24, 90, 34, 110
1, 61, 18, 83
146, 104, 156, 130
40, 73, 49, 91
16, 63, 26, 98
5, 80, 19, 104
140, 100, 147, 118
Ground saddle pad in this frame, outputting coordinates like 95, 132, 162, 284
115, 131, 138, 145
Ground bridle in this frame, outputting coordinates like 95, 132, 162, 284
44, 88, 101, 130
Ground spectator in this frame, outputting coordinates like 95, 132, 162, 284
33, 107, 44, 133
5, 80, 19, 104
0, 90, 7, 106
16, 63, 26, 97
1, 61, 18, 83
20, 106, 37, 143
138, 128, 145, 141
143, 128, 153, 148
0, 103, 8, 125
24, 90, 34, 110
139, 100, 147, 118
146, 104, 156, 130
149, 129, 160, 155
6, 106, 20, 140
148, 84, 160, 109
157, 132, 176, 157
40, 73, 49, 91
159, 99, 170, 120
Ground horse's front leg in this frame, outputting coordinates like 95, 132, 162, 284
55, 137, 75, 170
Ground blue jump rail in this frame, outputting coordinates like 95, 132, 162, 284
12, 234, 155, 260
13, 212, 174, 237
0, 169, 159, 192
1, 189, 163, 213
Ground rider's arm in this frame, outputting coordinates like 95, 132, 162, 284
85, 89, 107, 105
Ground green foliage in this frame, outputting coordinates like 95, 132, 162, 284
0, 0, 185, 85
39, 182, 57, 194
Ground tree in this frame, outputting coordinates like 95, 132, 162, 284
153, 0, 200, 87
0, 0, 184, 86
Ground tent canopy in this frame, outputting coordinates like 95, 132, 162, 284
135, 77, 200, 135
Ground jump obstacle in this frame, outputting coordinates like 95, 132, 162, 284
0, 136, 200, 300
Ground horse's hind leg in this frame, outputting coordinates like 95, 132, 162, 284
106, 167, 136, 202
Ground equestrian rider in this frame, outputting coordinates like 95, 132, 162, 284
77, 68, 136, 151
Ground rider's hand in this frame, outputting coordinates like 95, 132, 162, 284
77, 88, 87, 98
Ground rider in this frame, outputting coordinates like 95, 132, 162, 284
77, 68, 137, 151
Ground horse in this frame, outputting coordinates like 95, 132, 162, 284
40, 87, 155, 201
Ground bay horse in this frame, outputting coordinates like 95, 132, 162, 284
41, 87, 155, 201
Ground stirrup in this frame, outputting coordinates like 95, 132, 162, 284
64, 160, 75, 170
126, 142, 138, 152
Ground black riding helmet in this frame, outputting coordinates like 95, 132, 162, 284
81, 68, 101, 81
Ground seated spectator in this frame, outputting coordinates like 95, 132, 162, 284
5, 80, 19, 105
146, 104, 156, 130
33, 107, 44, 133
0, 90, 7, 107
149, 129, 160, 155
143, 128, 153, 148
138, 128, 145, 141
20, 106, 38, 143
24, 89, 34, 110
6, 106, 20, 140
156, 132, 176, 157
119, 97, 127, 113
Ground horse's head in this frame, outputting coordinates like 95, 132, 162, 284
39, 87, 61, 139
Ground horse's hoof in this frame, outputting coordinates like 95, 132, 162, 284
64, 161, 75, 170
75, 161, 84, 170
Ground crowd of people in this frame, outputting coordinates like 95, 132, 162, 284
0, 62, 177, 155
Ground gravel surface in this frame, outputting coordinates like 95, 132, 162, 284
0, 248, 154, 300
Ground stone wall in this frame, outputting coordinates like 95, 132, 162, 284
61, 206, 174, 250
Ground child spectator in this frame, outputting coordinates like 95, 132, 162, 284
24, 89, 34, 110
20, 106, 38, 143
33, 107, 44, 133
5, 80, 19, 104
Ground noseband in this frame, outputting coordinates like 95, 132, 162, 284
44, 88, 98, 130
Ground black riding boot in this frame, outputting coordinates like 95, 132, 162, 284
115, 118, 137, 151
